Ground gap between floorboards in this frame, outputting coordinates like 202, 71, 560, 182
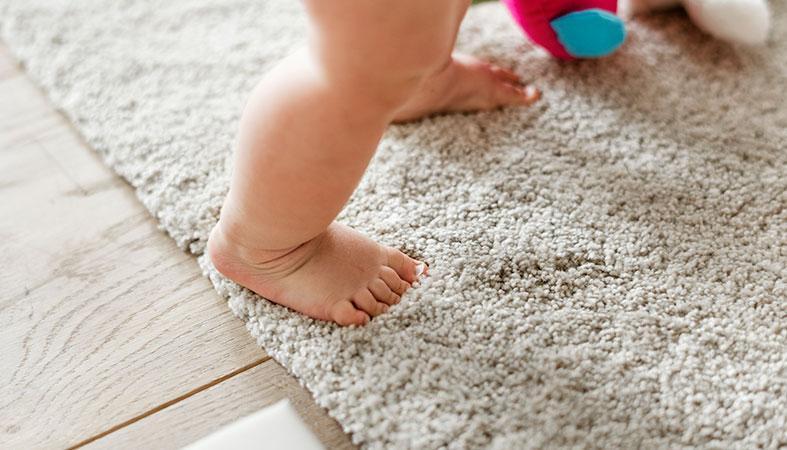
66, 356, 271, 449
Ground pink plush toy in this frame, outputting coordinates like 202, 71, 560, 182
502, 0, 627, 59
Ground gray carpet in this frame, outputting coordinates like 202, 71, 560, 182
2, 1, 785, 448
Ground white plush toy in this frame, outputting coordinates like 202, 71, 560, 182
622, 0, 771, 45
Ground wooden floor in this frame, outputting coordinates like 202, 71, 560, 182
0, 43, 354, 449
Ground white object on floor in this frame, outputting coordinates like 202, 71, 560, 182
183, 400, 325, 450
683, 0, 770, 44
622, 0, 771, 44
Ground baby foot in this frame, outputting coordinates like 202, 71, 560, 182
393, 53, 540, 123
208, 222, 425, 326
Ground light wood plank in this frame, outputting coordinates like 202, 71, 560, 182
0, 43, 354, 450
0, 44, 17, 80
85, 359, 356, 450
0, 51, 265, 448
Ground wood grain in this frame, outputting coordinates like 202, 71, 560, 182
84, 359, 356, 450
0, 76, 266, 448
0, 42, 353, 450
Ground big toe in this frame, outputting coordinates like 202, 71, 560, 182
471, 61, 540, 109
491, 81, 540, 108
385, 247, 426, 284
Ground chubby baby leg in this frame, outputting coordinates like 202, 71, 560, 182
208, 0, 469, 325
208, 0, 538, 325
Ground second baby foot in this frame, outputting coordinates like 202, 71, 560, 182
393, 53, 540, 122
208, 222, 426, 326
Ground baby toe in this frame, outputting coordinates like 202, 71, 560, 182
369, 278, 399, 305
352, 288, 388, 317
380, 266, 410, 295
330, 300, 369, 326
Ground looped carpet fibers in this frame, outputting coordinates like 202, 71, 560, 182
2, 1, 785, 448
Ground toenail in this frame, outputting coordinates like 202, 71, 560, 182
414, 263, 426, 278
382, 305, 389, 313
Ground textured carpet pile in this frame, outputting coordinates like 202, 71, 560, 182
2, 1, 785, 448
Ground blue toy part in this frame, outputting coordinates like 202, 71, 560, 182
550, 9, 627, 58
